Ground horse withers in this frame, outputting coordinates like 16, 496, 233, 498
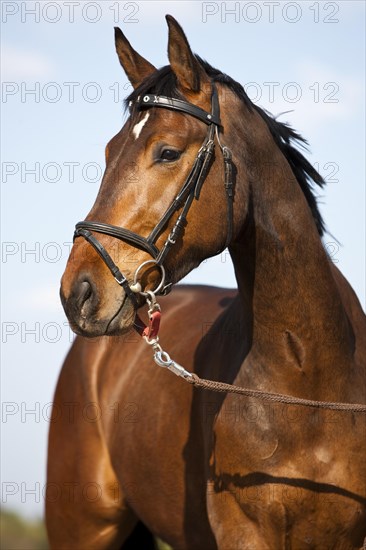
47, 15, 366, 550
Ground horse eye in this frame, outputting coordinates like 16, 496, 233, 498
159, 149, 181, 162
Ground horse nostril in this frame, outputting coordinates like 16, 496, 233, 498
76, 280, 93, 309
60, 277, 99, 331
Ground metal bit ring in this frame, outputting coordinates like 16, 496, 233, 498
132, 260, 166, 296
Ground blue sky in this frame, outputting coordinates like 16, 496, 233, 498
1, 1, 365, 518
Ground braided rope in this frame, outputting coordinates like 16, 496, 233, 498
187, 373, 366, 413
147, 300, 366, 415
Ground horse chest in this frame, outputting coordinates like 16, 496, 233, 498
207, 396, 366, 546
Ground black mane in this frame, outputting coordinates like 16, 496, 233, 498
126, 58, 326, 236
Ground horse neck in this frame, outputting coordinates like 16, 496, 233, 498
228, 108, 354, 384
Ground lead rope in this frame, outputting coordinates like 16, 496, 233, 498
136, 292, 366, 413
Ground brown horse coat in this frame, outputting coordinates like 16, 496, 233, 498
47, 16, 366, 550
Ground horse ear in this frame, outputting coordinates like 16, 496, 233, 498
166, 15, 209, 93
114, 27, 156, 89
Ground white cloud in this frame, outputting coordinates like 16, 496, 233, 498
1, 46, 54, 79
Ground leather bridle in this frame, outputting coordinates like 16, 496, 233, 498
71, 83, 366, 415
73, 82, 234, 307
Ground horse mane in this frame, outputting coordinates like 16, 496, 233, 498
125, 58, 326, 236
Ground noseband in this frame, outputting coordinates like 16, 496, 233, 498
74, 82, 234, 307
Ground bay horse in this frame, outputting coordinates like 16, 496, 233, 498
47, 15, 366, 549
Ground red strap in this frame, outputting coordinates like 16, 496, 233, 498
143, 310, 161, 339
134, 311, 161, 340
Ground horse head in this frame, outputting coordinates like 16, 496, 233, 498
60, 16, 247, 336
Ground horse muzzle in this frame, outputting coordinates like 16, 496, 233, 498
60, 275, 136, 337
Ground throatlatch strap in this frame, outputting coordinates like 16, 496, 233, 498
222, 147, 234, 247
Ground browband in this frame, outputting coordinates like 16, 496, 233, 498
132, 94, 221, 127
